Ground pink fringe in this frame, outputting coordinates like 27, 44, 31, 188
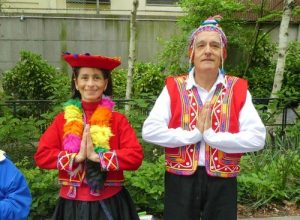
101, 97, 115, 110
63, 134, 81, 153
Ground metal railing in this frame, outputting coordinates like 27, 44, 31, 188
1, 98, 299, 128
0, 98, 153, 118
67, 0, 110, 3
146, 0, 178, 5
252, 97, 300, 131
66, 0, 109, 15
1, 100, 53, 118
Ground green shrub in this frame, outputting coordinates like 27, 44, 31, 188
285, 117, 300, 139
17, 158, 59, 220
2, 145, 37, 169
2, 51, 69, 117
125, 155, 165, 216
112, 63, 168, 100
0, 114, 40, 167
249, 35, 276, 69
0, 115, 40, 146
238, 134, 300, 208
47, 72, 71, 104
0, 92, 10, 115
244, 66, 275, 98
133, 63, 168, 98
3, 51, 56, 100
112, 68, 127, 99
276, 42, 300, 108
282, 42, 300, 98
122, 97, 164, 162
158, 35, 189, 74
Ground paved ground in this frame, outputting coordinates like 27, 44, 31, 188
151, 216, 300, 220
240, 216, 300, 220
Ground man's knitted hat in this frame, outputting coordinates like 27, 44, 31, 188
189, 15, 227, 50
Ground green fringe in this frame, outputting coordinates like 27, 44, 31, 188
94, 146, 108, 153
63, 99, 82, 109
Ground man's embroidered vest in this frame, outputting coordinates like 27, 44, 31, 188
165, 74, 247, 177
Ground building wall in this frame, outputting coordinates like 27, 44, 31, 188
0, 15, 181, 74
0, 1, 299, 75
263, 23, 300, 43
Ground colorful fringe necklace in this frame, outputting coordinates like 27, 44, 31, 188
63, 98, 114, 154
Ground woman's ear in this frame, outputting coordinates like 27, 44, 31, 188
74, 78, 78, 90
104, 79, 108, 91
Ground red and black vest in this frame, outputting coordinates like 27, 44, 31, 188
165, 74, 247, 177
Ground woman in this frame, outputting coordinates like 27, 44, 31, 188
34, 52, 143, 220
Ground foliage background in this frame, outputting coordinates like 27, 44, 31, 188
0, 0, 299, 217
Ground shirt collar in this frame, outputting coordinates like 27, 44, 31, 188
186, 67, 226, 90
0, 150, 6, 162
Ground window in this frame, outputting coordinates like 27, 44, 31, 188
146, 0, 178, 5
67, 0, 110, 4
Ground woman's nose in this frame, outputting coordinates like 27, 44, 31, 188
86, 78, 94, 86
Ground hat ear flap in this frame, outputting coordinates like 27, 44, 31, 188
188, 47, 193, 60
188, 46, 195, 70
223, 48, 227, 60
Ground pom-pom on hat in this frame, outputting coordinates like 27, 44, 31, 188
63, 52, 121, 71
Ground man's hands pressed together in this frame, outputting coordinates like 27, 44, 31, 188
196, 102, 212, 134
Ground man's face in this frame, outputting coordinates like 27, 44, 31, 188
192, 31, 224, 74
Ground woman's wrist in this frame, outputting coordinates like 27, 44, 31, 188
75, 154, 85, 163
88, 152, 99, 162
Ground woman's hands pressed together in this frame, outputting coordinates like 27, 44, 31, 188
75, 125, 99, 163
74, 125, 88, 163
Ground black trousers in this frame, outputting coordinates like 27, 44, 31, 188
164, 167, 237, 220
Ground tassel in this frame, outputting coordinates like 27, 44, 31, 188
67, 186, 77, 198
220, 68, 225, 75
86, 159, 107, 193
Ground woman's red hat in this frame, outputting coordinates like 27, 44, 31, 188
63, 52, 121, 70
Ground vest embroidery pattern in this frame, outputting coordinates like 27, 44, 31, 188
166, 75, 243, 177
165, 75, 201, 175
204, 76, 242, 177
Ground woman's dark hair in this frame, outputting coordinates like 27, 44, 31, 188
71, 67, 113, 99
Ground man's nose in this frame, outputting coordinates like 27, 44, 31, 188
204, 44, 212, 54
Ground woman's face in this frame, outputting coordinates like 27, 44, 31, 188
74, 67, 108, 102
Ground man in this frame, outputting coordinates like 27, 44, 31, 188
142, 16, 266, 220
0, 150, 32, 220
